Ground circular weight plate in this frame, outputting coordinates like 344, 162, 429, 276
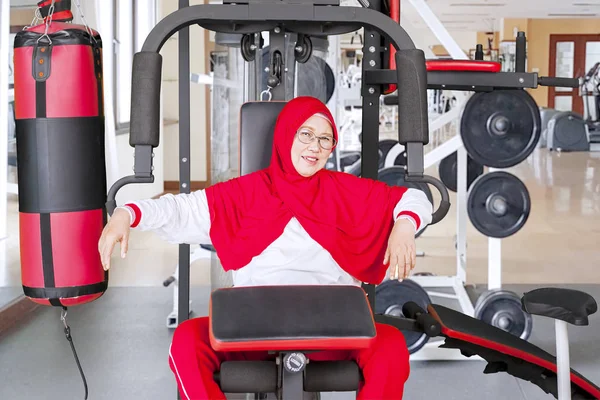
378, 166, 433, 238
460, 90, 541, 168
438, 152, 484, 192
375, 279, 432, 354
474, 289, 533, 340
467, 171, 531, 238
378, 140, 398, 170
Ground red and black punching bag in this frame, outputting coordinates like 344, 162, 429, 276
14, 0, 108, 307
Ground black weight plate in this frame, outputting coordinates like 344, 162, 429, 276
378, 140, 398, 170
467, 171, 531, 238
438, 152, 484, 192
375, 279, 432, 354
378, 166, 433, 238
474, 289, 533, 340
460, 90, 541, 168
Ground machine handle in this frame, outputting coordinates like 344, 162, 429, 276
396, 49, 429, 145
130, 52, 163, 147
405, 174, 450, 224
538, 76, 579, 88
402, 301, 442, 337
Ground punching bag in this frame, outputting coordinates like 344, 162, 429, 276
14, 0, 108, 307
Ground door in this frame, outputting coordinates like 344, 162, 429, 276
549, 34, 600, 116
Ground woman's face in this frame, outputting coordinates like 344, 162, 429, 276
290, 114, 335, 177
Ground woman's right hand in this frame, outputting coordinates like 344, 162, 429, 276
98, 208, 132, 271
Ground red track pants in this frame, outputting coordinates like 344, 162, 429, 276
168, 317, 410, 400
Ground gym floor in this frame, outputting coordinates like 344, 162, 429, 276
1, 147, 600, 399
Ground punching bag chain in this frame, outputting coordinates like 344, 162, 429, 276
74, 0, 97, 44
61, 307, 89, 400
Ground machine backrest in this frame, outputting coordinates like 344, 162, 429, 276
239, 101, 287, 175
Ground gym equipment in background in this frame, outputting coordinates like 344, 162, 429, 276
460, 89, 541, 168
375, 279, 432, 354
438, 151, 484, 192
546, 112, 591, 152
539, 107, 564, 148
467, 171, 531, 239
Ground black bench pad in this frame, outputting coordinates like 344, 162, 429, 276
209, 285, 376, 352
521, 288, 598, 326
429, 304, 600, 399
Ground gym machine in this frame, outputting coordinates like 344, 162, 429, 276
104, 0, 600, 399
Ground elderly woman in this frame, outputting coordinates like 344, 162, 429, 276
99, 96, 433, 399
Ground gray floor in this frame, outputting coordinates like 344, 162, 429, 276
0, 287, 23, 309
0, 284, 599, 400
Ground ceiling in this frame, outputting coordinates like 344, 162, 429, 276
343, 0, 600, 32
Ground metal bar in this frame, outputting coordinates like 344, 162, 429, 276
177, 0, 191, 335
423, 135, 461, 169
140, 4, 417, 54
409, 275, 457, 288
556, 319, 572, 400
406, 0, 468, 60
515, 31, 526, 73
454, 278, 475, 317
426, 291, 458, 300
269, 29, 287, 100
456, 145, 467, 284
488, 237, 502, 290
366, 70, 538, 91
361, 30, 380, 181
374, 314, 420, 332
0, 0, 9, 240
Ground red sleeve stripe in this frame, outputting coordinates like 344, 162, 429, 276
396, 211, 421, 230
125, 203, 142, 228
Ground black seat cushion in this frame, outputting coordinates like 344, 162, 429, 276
209, 285, 376, 352
239, 101, 287, 175
521, 288, 598, 326
429, 304, 600, 399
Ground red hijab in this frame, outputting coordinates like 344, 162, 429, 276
205, 96, 407, 284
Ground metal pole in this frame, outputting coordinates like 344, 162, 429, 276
456, 145, 467, 284
177, 0, 191, 329
0, 0, 9, 240
556, 319, 572, 400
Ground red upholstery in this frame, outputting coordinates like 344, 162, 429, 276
426, 60, 501, 73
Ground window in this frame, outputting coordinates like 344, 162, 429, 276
114, 0, 157, 133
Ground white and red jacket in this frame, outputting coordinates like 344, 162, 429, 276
119, 188, 432, 287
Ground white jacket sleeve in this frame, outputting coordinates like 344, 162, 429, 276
119, 190, 212, 245
393, 188, 433, 235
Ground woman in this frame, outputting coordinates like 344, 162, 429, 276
99, 96, 432, 399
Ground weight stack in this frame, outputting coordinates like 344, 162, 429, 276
14, 18, 108, 307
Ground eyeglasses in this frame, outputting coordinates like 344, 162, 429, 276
296, 129, 337, 150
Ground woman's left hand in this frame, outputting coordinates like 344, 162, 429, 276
384, 219, 417, 280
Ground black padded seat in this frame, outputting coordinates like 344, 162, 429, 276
521, 288, 598, 326
239, 101, 287, 175
209, 285, 376, 352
